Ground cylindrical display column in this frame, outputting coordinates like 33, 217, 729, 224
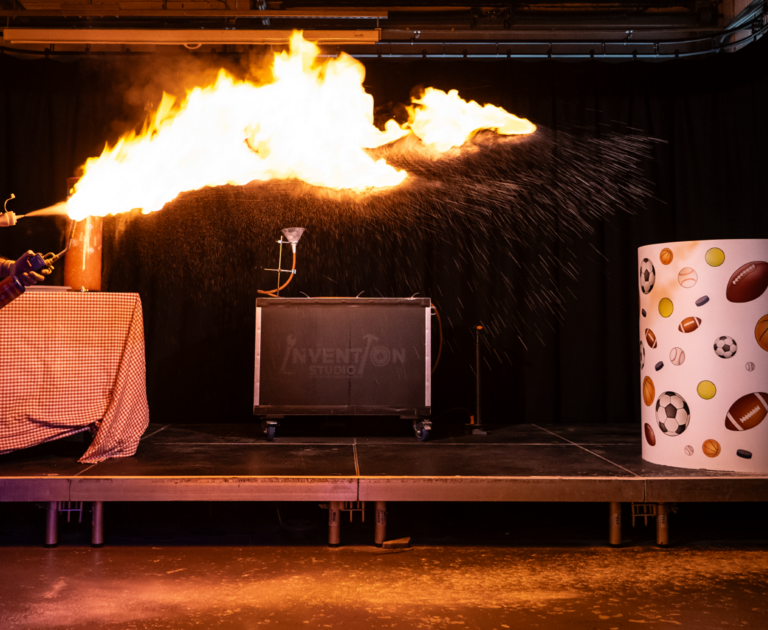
638, 239, 768, 473
64, 177, 102, 291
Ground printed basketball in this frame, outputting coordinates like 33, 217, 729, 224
642, 376, 655, 406
669, 347, 685, 366
756, 315, 768, 352
724, 392, 768, 431
678, 267, 698, 289
645, 328, 658, 348
678, 317, 701, 333
644, 423, 656, 446
660, 248, 673, 265
702, 439, 721, 458
726, 261, 768, 303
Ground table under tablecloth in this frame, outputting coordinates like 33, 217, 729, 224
0, 291, 150, 463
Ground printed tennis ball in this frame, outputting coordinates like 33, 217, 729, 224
697, 380, 716, 400
755, 315, 768, 352
684, 445, 694, 456
705, 248, 725, 267
643, 376, 655, 407
678, 268, 698, 289
660, 248, 674, 265
702, 439, 721, 458
659, 298, 674, 318
746, 362, 755, 372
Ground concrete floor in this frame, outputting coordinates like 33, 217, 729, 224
1, 543, 767, 629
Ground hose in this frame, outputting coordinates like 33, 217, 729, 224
258, 251, 296, 296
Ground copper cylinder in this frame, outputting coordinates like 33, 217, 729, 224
64, 177, 102, 291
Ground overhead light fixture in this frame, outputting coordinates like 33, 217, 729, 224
2, 28, 381, 46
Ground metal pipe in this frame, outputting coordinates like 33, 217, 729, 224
609, 502, 621, 547
44, 501, 58, 548
656, 503, 670, 547
476, 325, 482, 428
328, 501, 342, 547
91, 501, 104, 548
374, 501, 387, 547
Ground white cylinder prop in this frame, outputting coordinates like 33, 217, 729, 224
638, 239, 768, 473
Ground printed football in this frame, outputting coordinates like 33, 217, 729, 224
714, 336, 738, 359
640, 259, 656, 294
724, 392, 768, 432
726, 261, 768, 303
655, 392, 691, 436
678, 317, 702, 333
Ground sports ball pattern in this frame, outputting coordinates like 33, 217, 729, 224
644, 423, 656, 446
756, 315, 768, 352
640, 241, 768, 472
659, 298, 674, 318
714, 336, 738, 359
655, 391, 690, 436
678, 268, 698, 289
640, 259, 656, 294
705, 248, 725, 267
702, 439, 721, 457
697, 380, 716, 400
642, 376, 655, 407
726, 261, 768, 303
669, 347, 685, 366
678, 317, 701, 333
724, 392, 768, 432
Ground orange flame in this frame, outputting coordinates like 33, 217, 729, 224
67, 32, 535, 221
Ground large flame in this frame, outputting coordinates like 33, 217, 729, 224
67, 32, 535, 221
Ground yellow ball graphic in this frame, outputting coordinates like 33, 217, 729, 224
705, 247, 725, 267
658, 297, 674, 318
697, 380, 717, 400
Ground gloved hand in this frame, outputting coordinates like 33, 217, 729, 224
0, 212, 17, 227
6, 251, 51, 286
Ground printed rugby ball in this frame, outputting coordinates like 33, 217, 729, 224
725, 392, 768, 432
726, 261, 768, 303
678, 317, 702, 333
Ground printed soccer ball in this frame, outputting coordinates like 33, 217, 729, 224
714, 336, 738, 359
640, 341, 645, 370
655, 392, 690, 436
640, 259, 656, 294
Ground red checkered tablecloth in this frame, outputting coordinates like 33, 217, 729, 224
0, 292, 150, 463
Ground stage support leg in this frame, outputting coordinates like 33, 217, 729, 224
656, 503, 669, 547
44, 501, 58, 548
374, 501, 387, 547
328, 501, 342, 548
609, 502, 621, 547
91, 501, 104, 548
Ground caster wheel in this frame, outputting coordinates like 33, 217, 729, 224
414, 422, 431, 442
266, 425, 276, 442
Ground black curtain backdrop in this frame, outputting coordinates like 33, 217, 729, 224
1, 38, 766, 428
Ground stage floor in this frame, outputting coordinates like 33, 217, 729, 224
2, 423, 768, 505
